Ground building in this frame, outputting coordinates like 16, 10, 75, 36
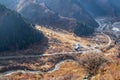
112, 27, 120, 32
73, 43, 81, 51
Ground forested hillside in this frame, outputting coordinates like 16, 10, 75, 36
0, 5, 43, 52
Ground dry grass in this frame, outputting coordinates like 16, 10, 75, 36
6, 61, 85, 80
35, 25, 112, 54
35, 25, 92, 53
1, 25, 120, 80
43, 60, 85, 80
93, 58, 120, 80
5, 55, 120, 80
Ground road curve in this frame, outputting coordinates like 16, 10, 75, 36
0, 49, 101, 77
0, 20, 113, 78
96, 18, 112, 49
0, 60, 76, 77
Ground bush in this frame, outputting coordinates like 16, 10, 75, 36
78, 53, 108, 79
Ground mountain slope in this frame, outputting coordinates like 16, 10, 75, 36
0, 0, 19, 10
0, 0, 99, 36
0, 0, 76, 30
0, 4, 44, 52
18, 1, 76, 31
79, 0, 120, 17
44, 0, 98, 27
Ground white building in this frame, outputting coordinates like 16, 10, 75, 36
73, 43, 81, 51
112, 27, 120, 32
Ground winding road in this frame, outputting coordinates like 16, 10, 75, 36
0, 49, 101, 60
0, 20, 113, 77
0, 60, 76, 77
0, 43, 103, 77
96, 18, 112, 49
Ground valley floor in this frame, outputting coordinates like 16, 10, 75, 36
0, 18, 120, 80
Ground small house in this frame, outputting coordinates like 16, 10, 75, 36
73, 43, 81, 51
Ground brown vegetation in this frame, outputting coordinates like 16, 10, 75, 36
6, 61, 85, 80
5, 55, 120, 80
0, 25, 119, 80
94, 58, 120, 80
78, 53, 108, 79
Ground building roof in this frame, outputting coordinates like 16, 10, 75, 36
112, 27, 120, 32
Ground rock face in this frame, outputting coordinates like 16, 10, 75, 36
0, 5, 44, 52
79, 0, 120, 17
0, 0, 99, 36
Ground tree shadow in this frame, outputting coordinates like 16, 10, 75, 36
0, 36, 49, 56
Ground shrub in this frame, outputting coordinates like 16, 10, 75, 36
78, 53, 108, 79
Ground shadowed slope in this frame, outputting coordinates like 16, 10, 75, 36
0, 5, 44, 52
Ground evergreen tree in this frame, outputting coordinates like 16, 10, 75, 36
0, 5, 44, 52
74, 22, 94, 36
